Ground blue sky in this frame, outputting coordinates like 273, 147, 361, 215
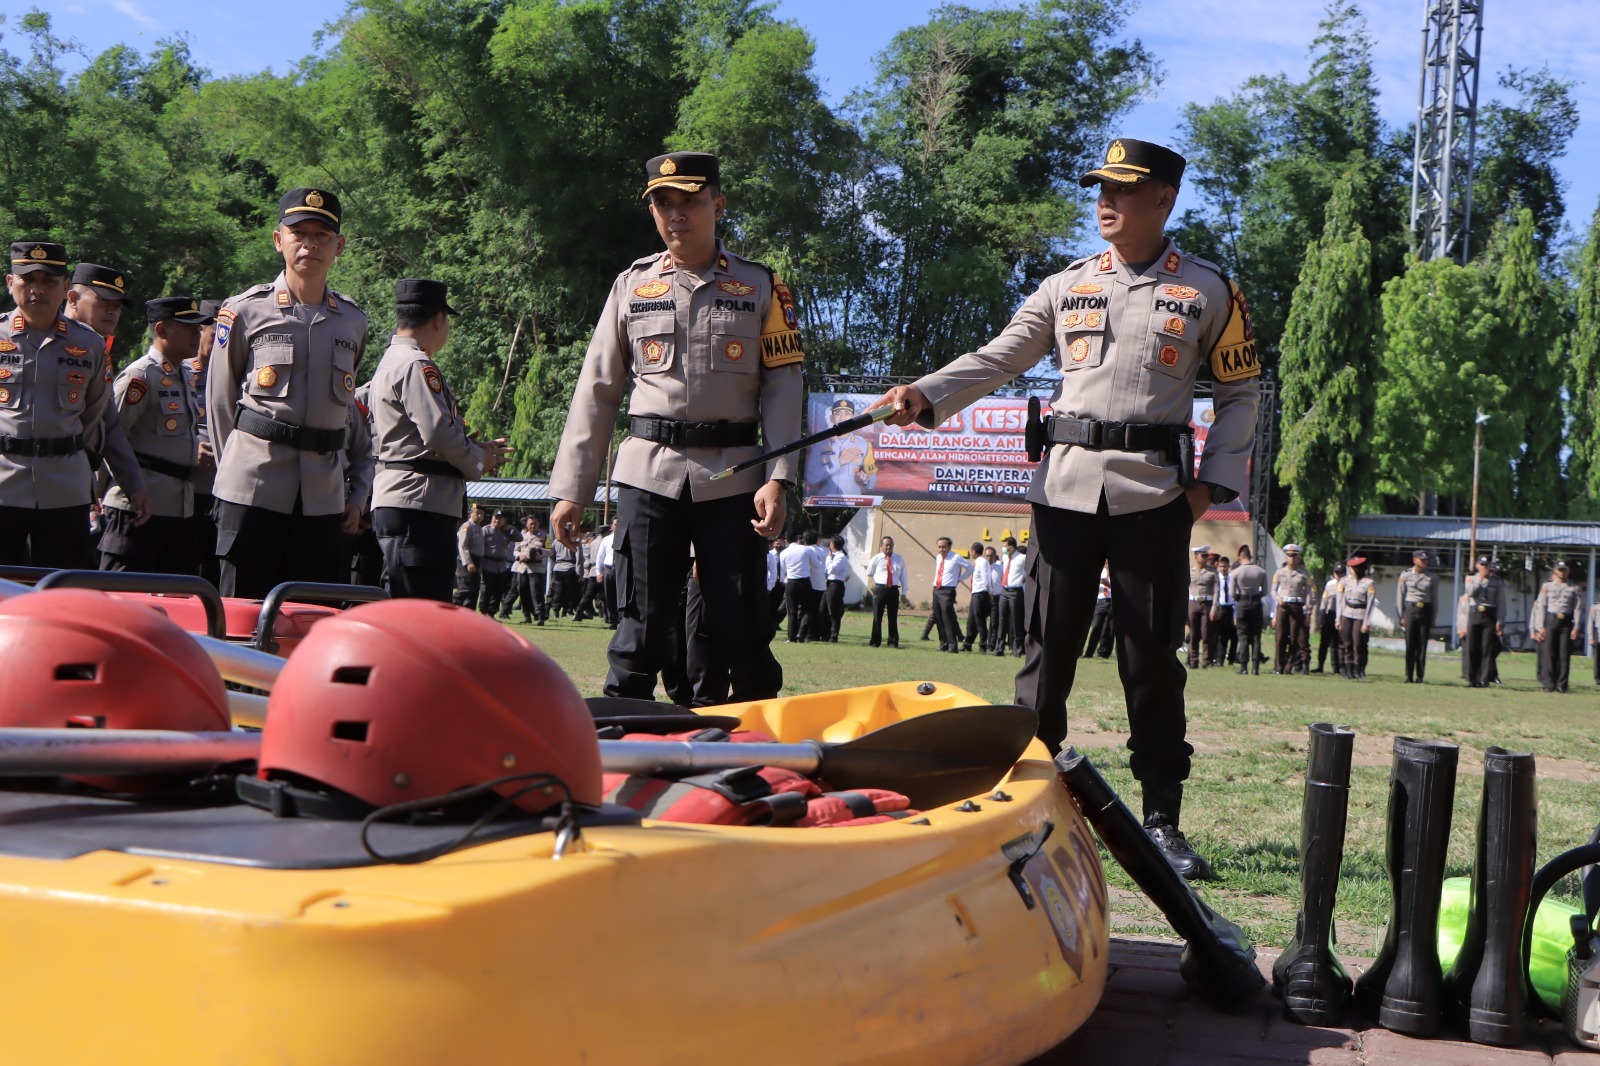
16, 0, 1597, 246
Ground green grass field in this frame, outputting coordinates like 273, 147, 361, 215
514, 608, 1600, 956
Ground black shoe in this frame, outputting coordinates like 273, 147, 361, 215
1145, 822, 1215, 881
1310, 666, 1323, 674
888, 642, 899, 648
1236, 665, 1248, 675
920, 634, 932, 641
522, 617, 533, 625
994, 649, 1005, 657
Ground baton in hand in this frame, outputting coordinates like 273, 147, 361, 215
708, 404, 897, 482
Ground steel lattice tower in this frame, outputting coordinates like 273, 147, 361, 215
1409, 0, 1485, 264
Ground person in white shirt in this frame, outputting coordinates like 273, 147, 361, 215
965, 542, 999, 652
780, 531, 820, 643
1208, 554, 1236, 666
995, 537, 1027, 657
766, 537, 786, 621
823, 536, 850, 642
596, 519, 619, 628
807, 535, 830, 640
1082, 564, 1114, 659
866, 535, 906, 648
929, 536, 973, 652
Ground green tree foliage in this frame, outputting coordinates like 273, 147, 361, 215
1371, 257, 1508, 510
1569, 203, 1600, 517
1468, 68, 1579, 261
1273, 169, 1375, 573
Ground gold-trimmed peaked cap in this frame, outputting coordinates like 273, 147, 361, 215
146, 295, 215, 325
642, 152, 720, 199
9, 241, 68, 277
71, 263, 132, 302
279, 187, 342, 231
1080, 138, 1186, 189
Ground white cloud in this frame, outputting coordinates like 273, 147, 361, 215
109, 0, 157, 28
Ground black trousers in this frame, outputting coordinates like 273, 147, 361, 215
869, 584, 900, 646
190, 492, 219, 586
344, 527, 383, 588
374, 507, 457, 602
784, 577, 814, 642
968, 590, 995, 650
0, 503, 91, 570
1466, 615, 1499, 686
606, 484, 779, 704
768, 580, 786, 622
1185, 602, 1211, 666
1403, 603, 1433, 681
1236, 600, 1263, 668
1316, 610, 1340, 670
1015, 494, 1194, 790
551, 569, 578, 613
1338, 617, 1368, 677
998, 587, 1025, 652
98, 508, 188, 574
824, 579, 845, 640
932, 587, 961, 649
514, 569, 547, 622
214, 498, 341, 599
454, 560, 481, 606
1082, 597, 1114, 658
1208, 604, 1236, 665
1274, 604, 1308, 672
479, 569, 511, 615
1540, 612, 1574, 693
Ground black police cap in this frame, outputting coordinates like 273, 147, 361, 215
642, 152, 720, 199
146, 296, 215, 326
198, 299, 225, 319
394, 278, 457, 315
9, 241, 68, 277
1080, 138, 1186, 189
279, 188, 342, 231
71, 262, 132, 302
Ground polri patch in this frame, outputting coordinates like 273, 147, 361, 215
718, 280, 755, 297
64, 345, 88, 358
1069, 283, 1103, 295
1164, 285, 1199, 300
633, 280, 671, 299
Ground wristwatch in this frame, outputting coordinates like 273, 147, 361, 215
1202, 481, 1237, 505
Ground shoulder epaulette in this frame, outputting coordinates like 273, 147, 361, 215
235, 283, 275, 302
1184, 253, 1227, 280
1067, 255, 1096, 269
330, 289, 364, 313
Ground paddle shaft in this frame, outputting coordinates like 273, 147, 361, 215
708, 404, 894, 481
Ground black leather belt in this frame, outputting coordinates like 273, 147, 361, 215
235, 406, 345, 453
0, 433, 84, 458
134, 452, 194, 480
380, 457, 462, 478
1045, 418, 1190, 451
629, 416, 759, 448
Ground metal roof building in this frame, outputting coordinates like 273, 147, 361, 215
464, 479, 616, 506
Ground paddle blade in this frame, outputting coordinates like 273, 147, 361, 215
819, 704, 1038, 808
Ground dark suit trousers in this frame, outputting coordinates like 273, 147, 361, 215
870, 585, 900, 646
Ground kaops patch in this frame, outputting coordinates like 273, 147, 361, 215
1209, 278, 1260, 383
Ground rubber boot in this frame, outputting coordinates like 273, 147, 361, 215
1443, 747, 1536, 1046
1273, 723, 1356, 1025
1056, 750, 1264, 1008
1354, 737, 1459, 1037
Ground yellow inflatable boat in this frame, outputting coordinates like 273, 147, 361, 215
0, 681, 1109, 1066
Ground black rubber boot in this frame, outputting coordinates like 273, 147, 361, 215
1273, 723, 1356, 1025
1142, 784, 1215, 881
1056, 749, 1264, 1009
1443, 747, 1536, 1046
1354, 737, 1459, 1037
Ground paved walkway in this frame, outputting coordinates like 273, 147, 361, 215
1033, 936, 1597, 1064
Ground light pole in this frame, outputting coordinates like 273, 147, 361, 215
1469, 409, 1490, 566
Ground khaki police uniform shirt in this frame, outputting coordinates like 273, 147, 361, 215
481, 524, 515, 574
549, 244, 804, 505
910, 240, 1260, 515
369, 336, 484, 516
0, 310, 116, 509
1464, 574, 1507, 624
103, 347, 198, 519
1532, 580, 1584, 632
1339, 575, 1377, 624
344, 389, 375, 514
1319, 577, 1341, 616
206, 273, 369, 516
1273, 565, 1313, 606
1188, 566, 1217, 603
1230, 562, 1267, 602
1396, 569, 1438, 624
183, 352, 215, 496
458, 520, 485, 567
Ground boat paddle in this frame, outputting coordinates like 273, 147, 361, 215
706, 402, 896, 482
0, 704, 1039, 808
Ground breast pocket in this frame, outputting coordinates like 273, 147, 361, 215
58, 363, 90, 412
1058, 328, 1106, 372
710, 318, 758, 374
330, 342, 358, 404
248, 346, 294, 399
1147, 305, 1201, 379
0, 366, 20, 410
627, 314, 676, 375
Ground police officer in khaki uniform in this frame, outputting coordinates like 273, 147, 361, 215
99, 296, 214, 572
1272, 545, 1313, 674
1230, 544, 1267, 675
369, 279, 507, 601
1186, 545, 1216, 668
1396, 549, 1438, 683
877, 138, 1260, 880
1532, 561, 1584, 694
206, 189, 372, 597
550, 152, 802, 704
0, 241, 126, 568
1337, 555, 1375, 679
1588, 599, 1600, 688
1461, 556, 1506, 688
187, 300, 223, 584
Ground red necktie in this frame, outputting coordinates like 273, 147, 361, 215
935, 556, 944, 587
888, 556, 894, 587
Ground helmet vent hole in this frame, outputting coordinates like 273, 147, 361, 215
55, 663, 98, 681
331, 720, 370, 743
331, 666, 372, 686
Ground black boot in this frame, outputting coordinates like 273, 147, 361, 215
1443, 747, 1536, 1046
1273, 723, 1356, 1025
1141, 783, 1214, 881
1055, 750, 1264, 1009
1354, 737, 1459, 1037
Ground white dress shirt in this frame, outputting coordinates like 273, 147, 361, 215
780, 542, 814, 581
766, 550, 779, 591
826, 550, 851, 582
932, 551, 972, 589
808, 543, 827, 591
867, 552, 906, 587
1096, 565, 1111, 601
971, 559, 995, 594
1004, 550, 1027, 589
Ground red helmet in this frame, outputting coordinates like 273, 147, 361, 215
259, 600, 601, 813
0, 589, 231, 791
